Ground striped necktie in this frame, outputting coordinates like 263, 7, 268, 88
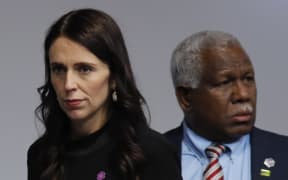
203, 144, 227, 180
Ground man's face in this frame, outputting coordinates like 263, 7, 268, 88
178, 44, 257, 142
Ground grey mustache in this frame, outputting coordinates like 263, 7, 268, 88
232, 104, 253, 115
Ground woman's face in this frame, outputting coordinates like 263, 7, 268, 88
49, 36, 112, 135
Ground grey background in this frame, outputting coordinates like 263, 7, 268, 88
1, 0, 287, 179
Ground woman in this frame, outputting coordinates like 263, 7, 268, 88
27, 8, 182, 180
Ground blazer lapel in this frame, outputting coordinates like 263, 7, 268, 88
251, 127, 263, 180
165, 125, 183, 158
250, 127, 277, 180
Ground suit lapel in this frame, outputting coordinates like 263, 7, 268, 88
165, 125, 183, 158
251, 127, 263, 180
251, 127, 276, 180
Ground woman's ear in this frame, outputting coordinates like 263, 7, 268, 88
110, 79, 116, 90
176, 86, 193, 112
110, 79, 118, 102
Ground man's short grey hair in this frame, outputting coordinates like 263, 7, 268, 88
171, 30, 242, 88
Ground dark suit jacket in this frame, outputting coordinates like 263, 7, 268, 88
165, 125, 288, 180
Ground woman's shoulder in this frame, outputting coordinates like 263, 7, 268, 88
136, 127, 182, 180
28, 137, 44, 153
27, 137, 50, 179
137, 127, 177, 156
27, 137, 46, 164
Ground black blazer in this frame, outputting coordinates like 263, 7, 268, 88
165, 125, 288, 180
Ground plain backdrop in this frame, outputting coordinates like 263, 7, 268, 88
1, 0, 288, 179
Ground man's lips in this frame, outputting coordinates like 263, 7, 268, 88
231, 112, 252, 123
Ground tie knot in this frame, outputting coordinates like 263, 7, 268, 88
205, 144, 226, 159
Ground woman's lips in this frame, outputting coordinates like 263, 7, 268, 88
64, 99, 83, 108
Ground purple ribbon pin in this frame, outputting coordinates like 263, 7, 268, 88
97, 171, 106, 180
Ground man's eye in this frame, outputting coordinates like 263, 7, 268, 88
245, 76, 254, 82
215, 79, 231, 87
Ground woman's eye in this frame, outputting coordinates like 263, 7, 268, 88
79, 65, 93, 74
51, 65, 65, 74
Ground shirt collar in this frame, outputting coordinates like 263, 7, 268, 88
182, 120, 250, 161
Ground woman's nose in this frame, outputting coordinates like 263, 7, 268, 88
64, 71, 77, 92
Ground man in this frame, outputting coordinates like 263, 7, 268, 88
165, 30, 288, 180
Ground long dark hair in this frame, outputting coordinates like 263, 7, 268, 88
35, 8, 148, 180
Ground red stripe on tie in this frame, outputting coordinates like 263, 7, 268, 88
207, 166, 222, 180
208, 148, 220, 157
204, 144, 226, 180
203, 159, 218, 174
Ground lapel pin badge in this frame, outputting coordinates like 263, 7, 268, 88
260, 169, 271, 177
264, 158, 276, 168
259, 157, 275, 177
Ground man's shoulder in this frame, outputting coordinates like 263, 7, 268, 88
251, 127, 288, 148
164, 125, 183, 139
250, 127, 288, 178
252, 127, 288, 141
163, 125, 183, 147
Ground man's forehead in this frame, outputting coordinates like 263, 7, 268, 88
199, 46, 254, 76
201, 44, 250, 61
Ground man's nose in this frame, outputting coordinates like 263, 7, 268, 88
64, 71, 77, 92
232, 81, 250, 104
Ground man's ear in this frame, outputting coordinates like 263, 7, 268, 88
176, 86, 193, 112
